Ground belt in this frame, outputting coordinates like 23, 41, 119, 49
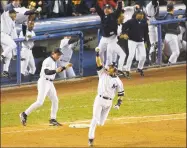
99, 95, 112, 100
45, 78, 53, 81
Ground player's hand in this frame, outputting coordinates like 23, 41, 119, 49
95, 47, 100, 52
178, 15, 183, 19
56, 67, 63, 73
114, 105, 120, 110
38, 1, 42, 5
66, 63, 73, 69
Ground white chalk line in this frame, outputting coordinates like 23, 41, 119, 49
1, 113, 186, 134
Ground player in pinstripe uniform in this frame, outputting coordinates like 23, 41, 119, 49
88, 47, 125, 146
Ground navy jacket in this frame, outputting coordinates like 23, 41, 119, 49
96, 1, 122, 37
122, 18, 149, 42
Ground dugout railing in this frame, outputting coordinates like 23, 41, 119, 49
14, 31, 84, 86
1, 18, 187, 87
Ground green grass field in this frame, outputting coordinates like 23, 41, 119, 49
1, 80, 186, 128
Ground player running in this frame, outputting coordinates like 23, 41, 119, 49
19, 48, 72, 126
88, 47, 125, 147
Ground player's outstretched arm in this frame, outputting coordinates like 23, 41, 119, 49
95, 47, 102, 67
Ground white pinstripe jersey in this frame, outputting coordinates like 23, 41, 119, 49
97, 68, 124, 99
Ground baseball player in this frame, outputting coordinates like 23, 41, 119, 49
122, 10, 149, 77
146, 0, 159, 63
57, 36, 77, 79
88, 47, 124, 147
19, 48, 72, 126
57, 36, 95, 79
112, 11, 128, 70
1, 9, 18, 78
19, 20, 36, 82
96, 0, 126, 72
164, 3, 181, 64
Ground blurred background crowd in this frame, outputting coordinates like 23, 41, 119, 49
0, 0, 186, 84
0, 0, 185, 19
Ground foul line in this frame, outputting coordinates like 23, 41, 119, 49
1, 113, 186, 134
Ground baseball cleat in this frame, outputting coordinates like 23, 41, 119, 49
136, 69, 144, 76
88, 139, 94, 147
19, 112, 27, 126
49, 119, 62, 126
1, 55, 6, 64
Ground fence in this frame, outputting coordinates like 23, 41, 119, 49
1, 17, 187, 87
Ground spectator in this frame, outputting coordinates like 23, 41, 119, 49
97, 0, 116, 9
50, 0, 66, 17
21, 0, 42, 8
72, 0, 93, 16
5, 0, 22, 11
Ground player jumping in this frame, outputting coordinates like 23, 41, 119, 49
88, 47, 125, 147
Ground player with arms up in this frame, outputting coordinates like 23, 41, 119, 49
19, 48, 72, 126
88, 47, 125, 147
96, 0, 126, 72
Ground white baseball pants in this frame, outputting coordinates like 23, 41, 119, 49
25, 78, 59, 119
125, 40, 146, 71
1, 32, 17, 57
98, 35, 125, 70
88, 95, 112, 139
148, 25, 158, 60
109, 44, 126, 71
1, 32, 17, 72
21, 48, 36, 75
165, 34, 180, 63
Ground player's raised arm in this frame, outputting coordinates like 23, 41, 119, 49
114, 0, 122, 18
95, 47, 103, 68
95, 0, 105, 17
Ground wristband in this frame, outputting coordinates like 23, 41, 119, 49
61, 66, 66, 71
116, 99, 122, 106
